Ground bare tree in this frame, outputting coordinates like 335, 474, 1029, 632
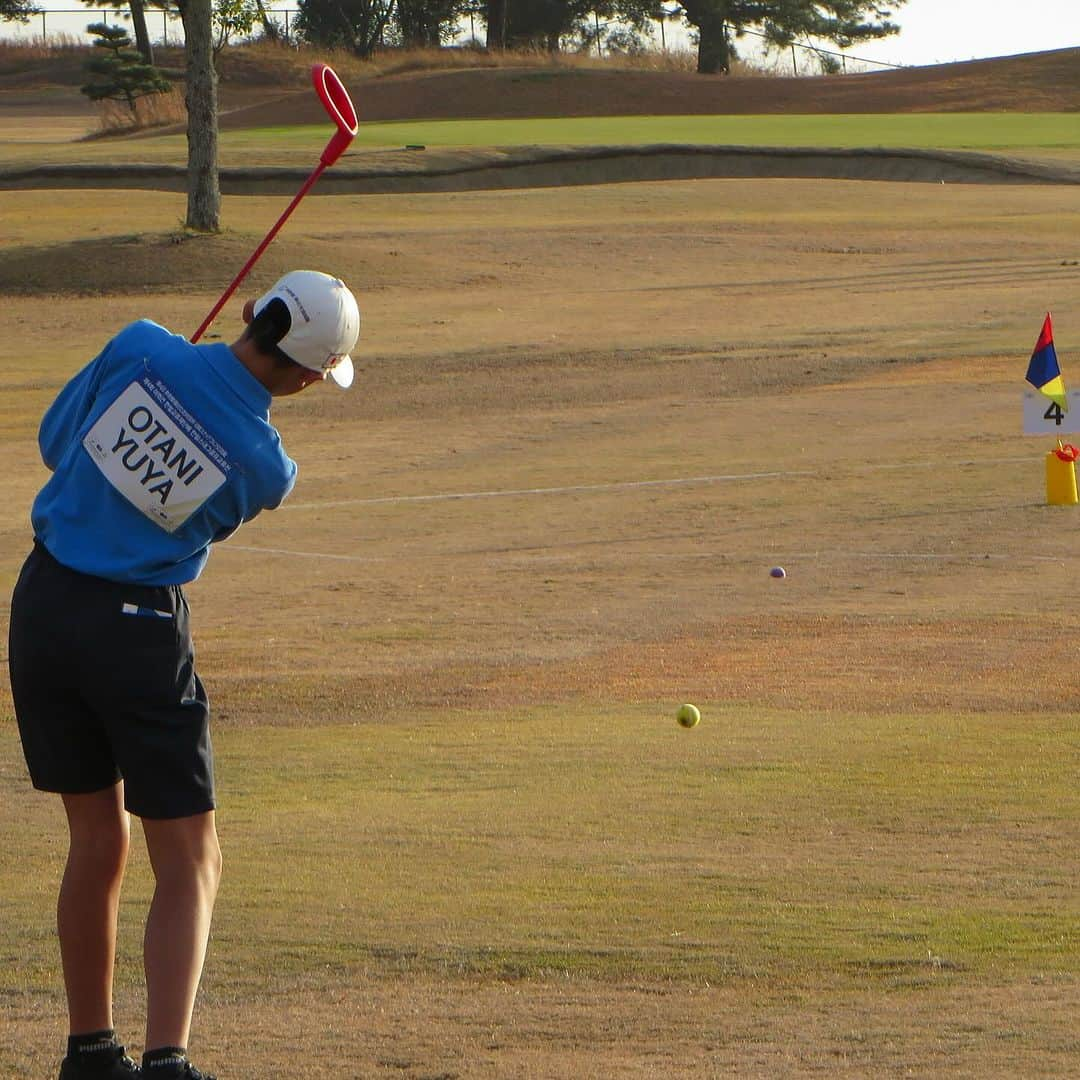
253, 0, 279, 39
77, 0, 154, 63
176, 0, 220, 231
484, 0, 506, 48
129, 0, 153, 60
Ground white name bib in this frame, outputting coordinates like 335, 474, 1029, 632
83, 377, 229, 533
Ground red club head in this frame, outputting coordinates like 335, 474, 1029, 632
312, 63, 358, 167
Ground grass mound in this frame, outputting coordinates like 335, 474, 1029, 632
5, 38, 1080, 118
0, 228, 438, 298
0, 231, 323, 297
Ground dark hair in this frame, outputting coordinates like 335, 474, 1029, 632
244, 297, 302, 370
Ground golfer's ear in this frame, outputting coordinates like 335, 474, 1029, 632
241, 298, 256, 324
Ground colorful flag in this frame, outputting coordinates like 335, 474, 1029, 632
1026, 312, 1068, 412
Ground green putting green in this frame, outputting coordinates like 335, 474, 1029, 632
231, 113, 1080, 154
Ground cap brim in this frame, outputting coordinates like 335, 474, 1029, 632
329, 354, 354, 389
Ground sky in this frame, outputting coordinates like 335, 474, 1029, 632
827, 0, 1080, 69
9, 0, 1080, 68
647, 0, 1080, 69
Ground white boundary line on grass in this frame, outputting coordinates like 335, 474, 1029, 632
222, 453, 1062, 565
280, 455, 1036, 513
281, 468, 816, 511
224, 543, 1074, 565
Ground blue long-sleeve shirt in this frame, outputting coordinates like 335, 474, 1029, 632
32, 319, 296, 585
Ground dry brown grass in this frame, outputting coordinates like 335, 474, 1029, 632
376, 43, 722, 76
92, 85, 186, 135
0, 32, 86, 56
207, 39, 708, 89
0, 173, 1078, 1077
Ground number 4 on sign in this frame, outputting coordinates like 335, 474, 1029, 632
1023, 390, 1080, 435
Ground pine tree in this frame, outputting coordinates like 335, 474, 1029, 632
81, 22, 171, 115
79, 0, 157, 64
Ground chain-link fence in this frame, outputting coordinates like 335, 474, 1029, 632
2, 6, 301, 46
1, 7, 899, 72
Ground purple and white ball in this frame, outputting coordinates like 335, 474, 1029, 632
770, 566, 786, 579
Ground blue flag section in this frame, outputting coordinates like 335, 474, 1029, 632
1027, 312, 1068, 413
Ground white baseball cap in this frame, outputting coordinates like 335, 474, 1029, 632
254, 270, 360, 388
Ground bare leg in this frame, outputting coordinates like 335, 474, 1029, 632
141, 811, 222, 1051
59, 785, 131, 1035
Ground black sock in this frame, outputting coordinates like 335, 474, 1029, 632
143, 1047, 188, 1071
67, 1030, 119, 1061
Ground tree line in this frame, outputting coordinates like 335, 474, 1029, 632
3, 0, 906, 76
2, 0, 905, 232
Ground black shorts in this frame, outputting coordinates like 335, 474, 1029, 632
8, 542, 214, 819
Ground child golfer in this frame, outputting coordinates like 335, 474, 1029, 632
9, 271, 361, 1080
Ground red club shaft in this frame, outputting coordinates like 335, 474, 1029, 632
190, 161, 327, 344
191, 63, 357, 344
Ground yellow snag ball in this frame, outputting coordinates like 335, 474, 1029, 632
676, 703, 700, 729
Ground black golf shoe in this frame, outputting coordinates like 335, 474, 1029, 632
143, 1060, 216, 1080
58, 1043, 140, 1079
